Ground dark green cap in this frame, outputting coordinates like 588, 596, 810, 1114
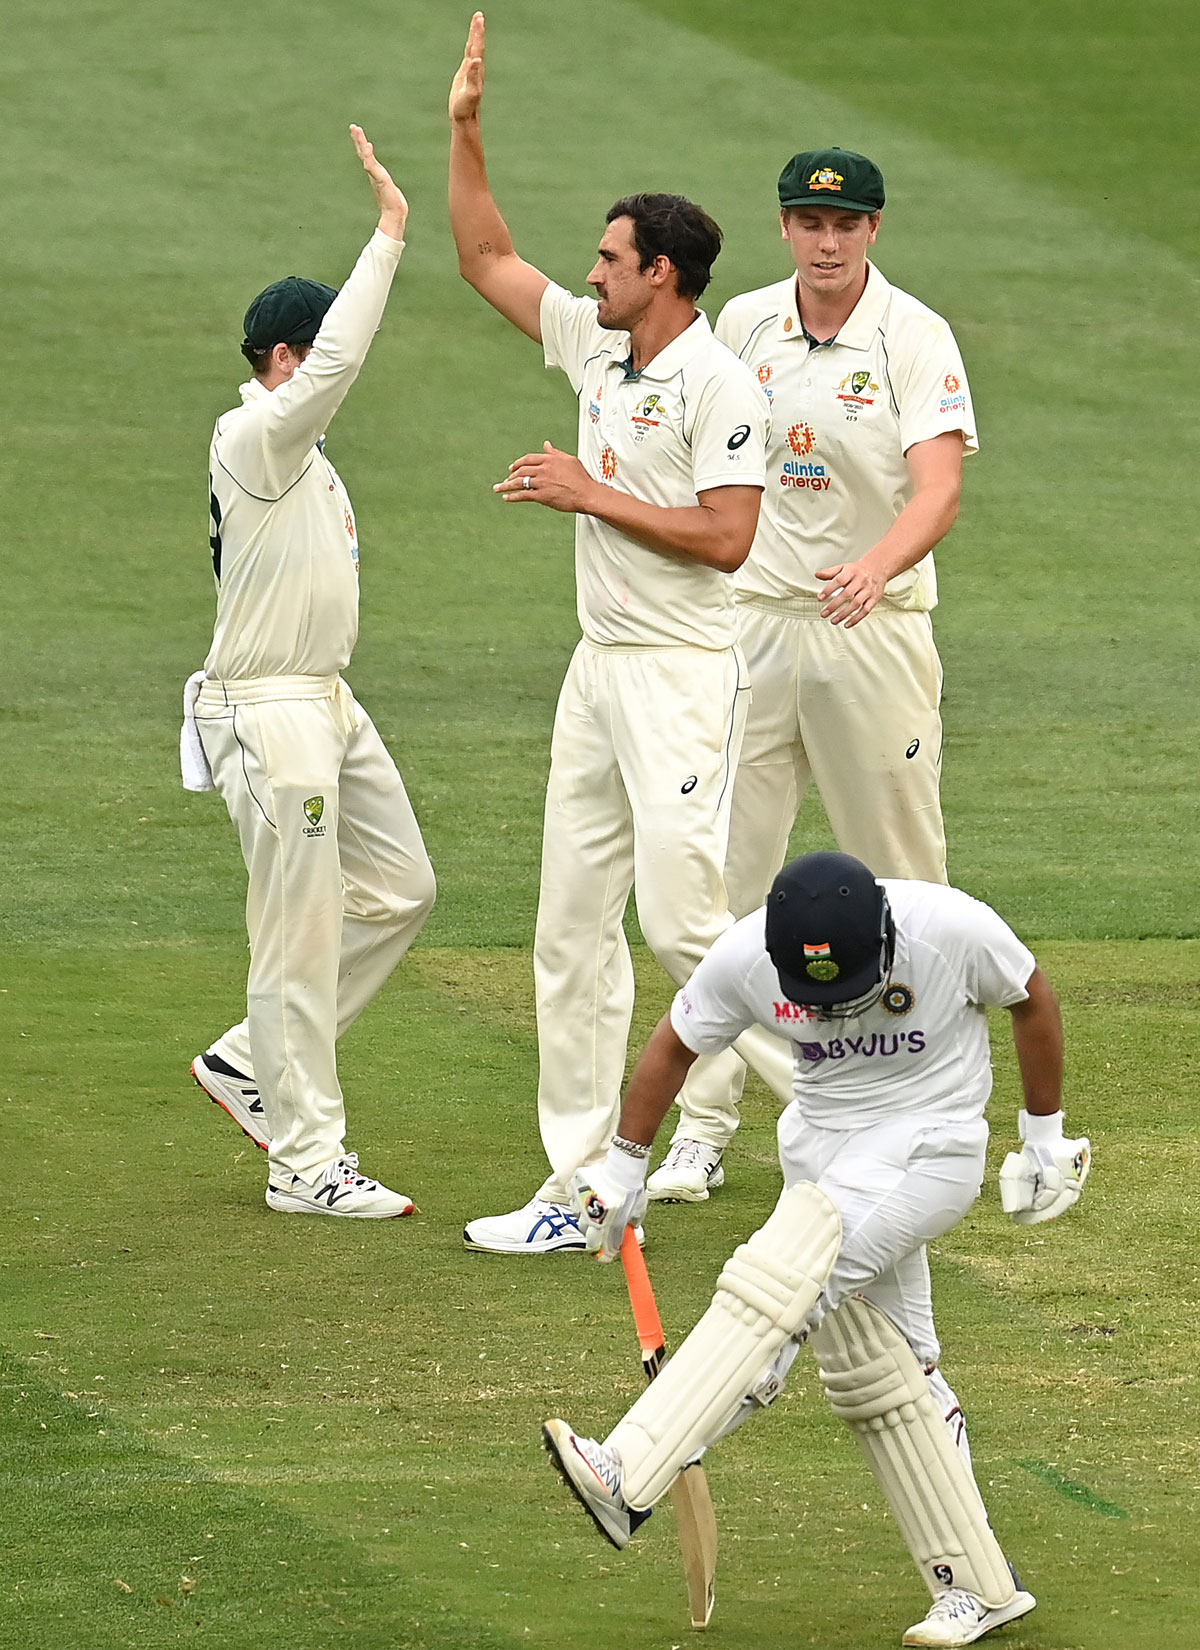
777, 148, 885, 214
242, 276, 339, 351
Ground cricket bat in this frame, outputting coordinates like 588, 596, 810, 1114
620, 1227, 718, 1630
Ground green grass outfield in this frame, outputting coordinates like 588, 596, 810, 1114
2, 1, 1198, 1646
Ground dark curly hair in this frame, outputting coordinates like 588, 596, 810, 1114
606, 193, 723, 300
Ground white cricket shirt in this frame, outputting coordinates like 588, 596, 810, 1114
540, 283, 769, 649
205, 229, 404, 682
715, 262, 976, 610
670, 881, 1034, 1131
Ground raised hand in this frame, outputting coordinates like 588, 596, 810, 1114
449, 11, 486, 124
349, 124, 408, 242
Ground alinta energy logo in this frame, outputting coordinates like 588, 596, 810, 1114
600, 445, 618, 481
781, 422, 829, 491
939, 372, 968, 416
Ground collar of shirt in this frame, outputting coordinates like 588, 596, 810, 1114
239, 378, 269, 405
608, 309, 715, 384
772, 260, 893, 353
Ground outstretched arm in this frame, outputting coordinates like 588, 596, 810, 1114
448, 12, 549, 340
219, 126, 410, 494
350, 123, 408, 242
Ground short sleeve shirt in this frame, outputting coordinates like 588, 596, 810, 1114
669, 881, 1033, 1131
540, 283, 769, 649
714, 263, 976, 611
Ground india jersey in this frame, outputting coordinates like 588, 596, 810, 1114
205, 229, 404, 681
670, 881, 1034, 1131
715, 263, 976, 610
540, 283, 769, 649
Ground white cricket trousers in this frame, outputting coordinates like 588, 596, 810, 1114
195, 675, 435, 1184
718, 1108, 987, 1470
672, 598, 948, 1149
535, 640, 795, 1202
779, 1108, 988, 1366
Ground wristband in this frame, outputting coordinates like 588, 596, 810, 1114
1019, 1109, 1065, 1146
611, 1134, 651, 1159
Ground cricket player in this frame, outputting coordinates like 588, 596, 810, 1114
651, 148, 977, 1204
447, 13, 795, 1254
188, 128, 436, 1217
545, 851, 1091, 1647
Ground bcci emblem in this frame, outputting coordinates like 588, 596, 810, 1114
302, 795, 327, 837
882, 983, 915, 1016
804, 941, 840, 982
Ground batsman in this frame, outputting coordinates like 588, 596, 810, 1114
544, 852, 1091, 1648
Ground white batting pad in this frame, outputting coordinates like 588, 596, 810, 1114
812, 1296, 1015, 1608
608, 1180, 841, 1508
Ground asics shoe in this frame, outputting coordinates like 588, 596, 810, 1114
542, 1419, 652, 1549
193, 1051, 269, 1150
902, 1584, 1036, 1646
463, 1197, 587, 1253
266, 1153, 414, 1218
646, 1139, 725, 1203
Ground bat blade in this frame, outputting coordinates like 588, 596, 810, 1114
620, 1228, 718, 1631
672, 1467, 718, 1629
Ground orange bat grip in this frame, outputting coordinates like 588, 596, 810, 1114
620, 1226, 665, 1355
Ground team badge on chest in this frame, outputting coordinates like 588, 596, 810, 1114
836, 370, 880, 422
631, 392, 666, 444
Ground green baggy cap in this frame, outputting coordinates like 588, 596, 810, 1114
778, 148, 885, 214
242, 276, 339, 351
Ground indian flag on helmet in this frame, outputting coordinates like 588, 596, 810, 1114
804, 941, 840, 982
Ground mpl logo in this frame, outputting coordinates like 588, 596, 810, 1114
774, 1001, 817, 1024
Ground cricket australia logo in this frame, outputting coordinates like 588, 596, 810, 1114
302, 795, 327, 837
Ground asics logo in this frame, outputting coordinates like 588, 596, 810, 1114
530, 1208, 581, 1241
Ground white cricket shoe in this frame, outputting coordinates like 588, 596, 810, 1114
646, 1139, 725, 1203
901, 1586, 1036, 1646
542, 1419, 652, 1549
193, 1050, 269, 1150
265, 1153, 414, 1218
463, 1197, 587, 1253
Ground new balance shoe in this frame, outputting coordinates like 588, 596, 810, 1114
901, 1585, 1036, 1647
463, 1197, 587, 1253
646, 1139, 725, 1203
265, 1153, 414, 1218
542, 1419, 652, 1549
193, 1050, 269, 1149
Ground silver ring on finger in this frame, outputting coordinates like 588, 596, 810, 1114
523, 475, 532, 490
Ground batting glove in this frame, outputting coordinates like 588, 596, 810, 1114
568, 1150, 649, 1263
998, 1110, 1092, 1225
